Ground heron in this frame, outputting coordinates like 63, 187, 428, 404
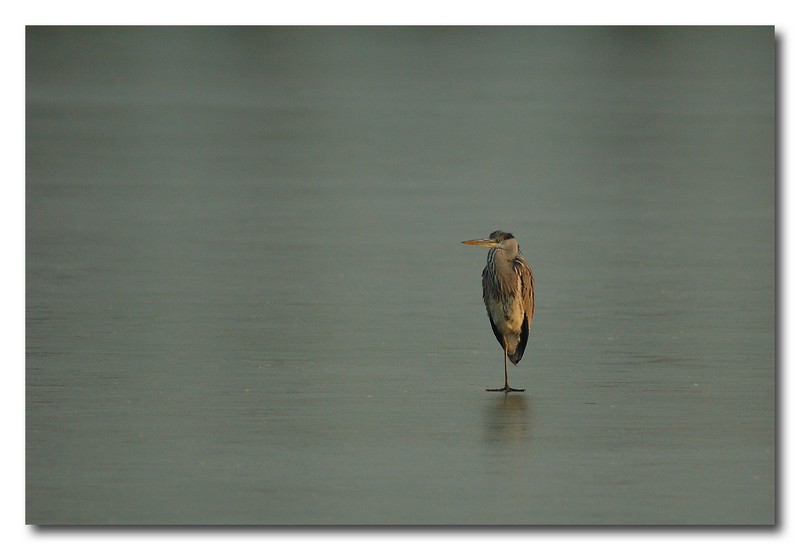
462, 230, 534, 392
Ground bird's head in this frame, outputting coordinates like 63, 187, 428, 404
462, 230, 517, 252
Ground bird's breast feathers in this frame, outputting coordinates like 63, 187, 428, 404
485, 283, 526, 333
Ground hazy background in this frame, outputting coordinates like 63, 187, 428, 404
26, 26, 774, 525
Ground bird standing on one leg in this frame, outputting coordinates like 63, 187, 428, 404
462, 231, 535, 392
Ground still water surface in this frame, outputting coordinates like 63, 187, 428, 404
26, 27, 774, 524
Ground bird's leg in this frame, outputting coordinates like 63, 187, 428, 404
486, 343, 525, 393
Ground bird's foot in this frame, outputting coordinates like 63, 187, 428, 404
486, 386, 525, 393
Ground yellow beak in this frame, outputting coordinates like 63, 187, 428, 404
462, 238, 496, 248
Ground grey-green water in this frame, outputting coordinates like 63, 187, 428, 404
26, 26, 775, 525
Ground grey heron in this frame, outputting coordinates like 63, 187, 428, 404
463, 231, 534, 392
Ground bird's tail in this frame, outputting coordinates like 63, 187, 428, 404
506, 320, 530, 365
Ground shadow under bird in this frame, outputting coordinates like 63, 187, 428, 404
462, 231, 535, 392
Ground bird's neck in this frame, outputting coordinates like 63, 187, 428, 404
489, 247, 516, 267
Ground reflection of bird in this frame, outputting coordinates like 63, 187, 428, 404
483, 394, 531, 446
463, 231, 534, 392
